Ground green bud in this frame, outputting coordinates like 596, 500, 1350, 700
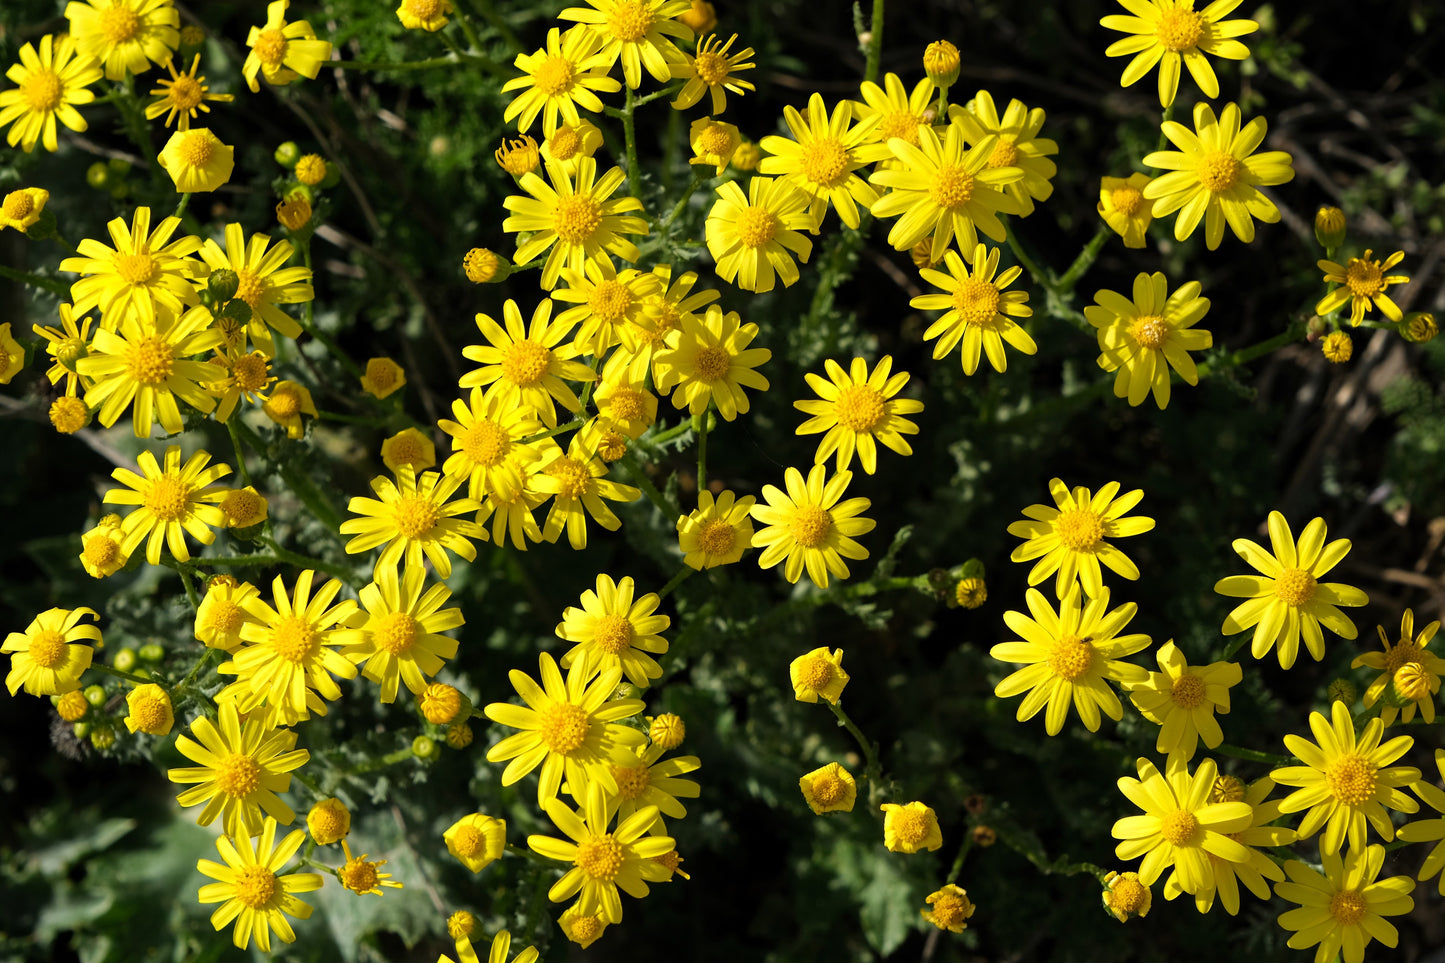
959, 558, 986, 579
73, 721, 91, 739
219, 299, 252, 324
1401, 312, 1438, 344
208, 269, 240, 302
107, 157, 132, 177
412, 735, 439, 760
286, 184, 315, 205
86, 162, 111, 189
1326, 678, 1357, 705
90, 725, 116, 750
274, 141, 301, 168
138, 643, 165, 663
84, 684, 107, 707
114, 648, 137, 673
319, 162, 341, 189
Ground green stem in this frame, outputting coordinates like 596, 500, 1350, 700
345, 746, 417, 775
463, 0, 523, 53
90, 664, 154, 686
945, 833, 973, 885
662, 172, 705, 232
1055, 224, 1110, 294
291, 769, 326, 800
330, 56, 470, 72
1221, 634, 1249, 660
226, 420, 252, 487
620, 452, 676, 517
505, 843, 555, 866
263, 535, 360, 588
177, 647, 220, 694
519, 418, 586, 446
232, 419, 346, 533
827, 701, 880, 779
0, 263, 67, 297
694, 408, 709, 491
645, 419, 693, 447
657, 566, 694, 599
1196, 319, 1308, 377
864, 0, 885, 85
449, 0, 487, 54
623, 85, 642, 198
1005, 220, 1051, 288
936, 85, 950, 118
173, 192, 191, 220
1214, 743, 1291, 767
175, 561, 201, 610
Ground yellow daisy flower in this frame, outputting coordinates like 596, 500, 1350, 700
850, 72, 934, 171
380, 427, 436, 473
79, 514, 129, 578
504, 26, 620, 138
676, 489, 754, 569
1124, 641, 1241, 761
438, 386, 547, 501
992, 586, 1151, 735
194, 578, 263, 652
789, 646, 848, 704
749, 464, 874, 589
0, 323, 24, 384
669, 33, 754, 114
1214, 511, 1369, 669
612, 265, 718, 383
1351, 609, 1444, 726
1316, 249, 1409, 326
196, 817, 322, 952
444, 812, 507, 873
359, 357, 405, 400
1164, 776, 1296, 916
0, 36, 101, 153
1101, 871, 1152, 922
1271, 700, 1420, 856
606, 742, 701, 835
533, 431, 641, 550
336, 841, 402, 896
1275, 844, 1415, 963
556, 574, 670, 688
558, 903, 611, 948
77, 306, 221, 436
60, 207, 207, 329
1098, 173, 1155, 248
396, 0, 453, 32
592, 361, 659, 439
478, 475, 553, 551
553, 255, 664, 357
340, 465, 485, 579
146, 54, 234, 130
921, 884, 975, 933
558, 0, 694, 90
794, 355, 923, 475
1100, 0, 1257, 107
206, 350, 276, 423
104, 445, 230, 566
218, 486, 268, 528
653, 303, 770, 420
881, 801, 943, 853
704, 176, 815, 293
1397, 749, 1445, 895
1006, 477, 1155, 599
910, 244, 1035, 375
1142, 101, 1295, 250
157, 127, 234, 193
948, 91, 1057, 217
243, 0, 333, 94
442, 931, 539, 963
197, 223, 313, 359
337, 562, 464, 704
3, 607, 100, 697
460, 298, 595, 429
123, 682, 173, 735
758, 92, 891, 230
541, 119, 604, 178
33, 304, 96, 397
1084, 271, 1213, 409
1, 187, 49, 232
689, 116, 740, 175
64, 0, 178, 80
798, 761, 856, 815
261, 379, 317, 439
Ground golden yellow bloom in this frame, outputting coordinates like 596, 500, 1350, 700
751, 465, 874, 589
556, 574, 670, 688
262, 379, 317, 439
145, 54, 233, 130
795, 355, 923, 475
1317, 249, 1408, 325
689, 117, 741, 175
538, 121, 602, 180
1321, 331, 1352, 363
0, 35, 101, 154
1112, 756, 1252, 893
421, 682, 466, 725
337, 561, 464, 704
198, 223, 313, 358
496, 134, 541, 178
558, 0, 695, 90
881, 801, 942, 853
922, 40, 960, 86
1084, 271, 1214, 409
206, 350, 276, 423
65, 0, 178, 80
0, 323, 27, 385
921, 884, 974, 933
1165, 776, 1296, 915
78, 307, 222, 437
460, 298, 596, 429
677, 489, 754, 569
653, 303, 770, 420
1007, 477, 1155, 598
1397, 749, 1445, 895
799, 762, 856, 814
275, 193, 311, 231
705, 176, 814, 293
1101, 0, 1257, 107
1102, 871, 1152, 922
59, 206, 206, 329
1124, 641, 1241, 761
360, 357, 405, 399
555, 255, 664, 357
1275, 844, 1416, 963
336, 841, 402, 896
104, 445, 230, 565
49, 396, 89, 433
123, 682, 173, 735
444, 813, 507, 873
340, 465, 485, 579
1, 187, 49, 232
243, 0, 333, 93
1098, 173, 1155, 248
910, 244, 1035, 375
56, 690, 89, 722
851, 73, 934, 172
446, 910, 476, 940
789, 646, 848, 704
196, 818, 322, 952
1352, 609, 1443, 726
758, 92, 890, 230
3, 607, 100, 697
534, 431, 641, 549
79, 514, 129, 578
503, 27, 620, 138
194, 579, 263, 652
218, 486, 268, 528
558, 903, 610, 948
670, 33, 754, 114
396, 0, 452, 32
592, 365, 659, 439
948, 91, 1057, 217
381, 427, 437, 473
306, 797, 351, 845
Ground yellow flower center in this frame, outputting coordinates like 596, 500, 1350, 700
253, 29, 288, 68
82, 535, 120, 569
548, 126, 582, 159
460, 419, 510, 466
364, 358, 400, 392
928, 892, 970, 928
1328, 889, 1367, 925
268, 386, 301, 417
876, 110, 922, 146
142, 474, 189, 521
692, 344, 732, 382
26, 629, 68, 668
1155, 8, 1205, 52
374, 611, 419, 656
272, 616, 317, 664
339, 857, 380, 894
1110, 185, 1144, 216
1210, 774, 1246, 803
950, 278, 1001, 326
1158, 809, 1199, 846
1393, 662, 1431, 701
797, 654, 834, 690
450, 824, 484, 857
589, 279, 633, 323
220, 488, 264, 525
809, 770, 847, 804
553, 194, 602, 243
834, 384, 885, 432
130, 693, 168, 731
693, 50, 730, 85
611, 762, 650, 799
51, 396, 89, 434
404, 0, 445, 19
788, 505, 832, 548
593, 613, 634, 655
734, 206, 777, 247
446, 910, 476, 940
987, 135, 1019, 169
568, 915, 603, 940
1109, 876, 1148, 913
1130, 314, 1170, 349
234, 267, 265, 308
799, 138, 850, 188
930, 164, 976, 210
1170, 673, 1205, 709
697, 518, 736, 555
3, 192, 34, 219
1383, 641, 1421, 676
500, 339, 551, 387
114, 252, 158, 285
696, 123, 734, 156
1047, 633, 1094, 681
1273, 567, 1317, 607
534, 55, 576, 95
1325, 753, 1377, 806
540, 702, 590, 753
217, 752, 261, 797
21, 69, 63, 112
177, 131, 214, 167
577, 833, 625, 879
124, 335, 174, 386
387, 435, 427, 466
1196, 151, 1241, 192
1344, 258, 1385, 298
548, 457, 592, 500
606, 385, 646, 423
207, 599, 244, 635
392, 494, 440, 538
233, 865, 278, 909
606, 0, 655, 41
167, 74, 203, 110
1054, 508, 1103, 551
100, 4, 142, 43
890, 809, 930, 846
233, 353, 270, 392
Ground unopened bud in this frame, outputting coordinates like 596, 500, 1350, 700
923, 41, 961, 87
1314, 206, 1346, 250
208, 269, 240, 302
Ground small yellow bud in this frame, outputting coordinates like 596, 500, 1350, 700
276, 193, 312, 231
360, 357, 406, 400
446, 911, 476, 940
56, 689, 90, 721
910, 238, 938, 271
445, 722, 473, 749
308, 798, 351, 845
1401, 311, 1438, 344
49, 396, 90, 434
954, 576, 987, 609
1102, 871, 1152, 922
649, 713, 686, 749
294, 154, 328, 187
495, 134, 540, 177
1326, 677, 1357, 704
677, 0, 717, 34
1321, 331, 1352, 363
923, 40, 961, 87
1313, 206, 1346, 249
463, 247, 504, 283
420, 682, 464, 724
730, 140, 761, 172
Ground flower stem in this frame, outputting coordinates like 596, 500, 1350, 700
657, 566, 694, 600
0, 263, 67, 297
945, 832, 974, 885
662, 172, 705, 233
1055, 224, 1111, 294
864, 0, 885, 85
1214, 742, 1291, 766
226, 420, 252, 487
827, 701, 880, 778
694, 407, 709, 491
1005, 219, 1052, 289
90, 664, 154, 686
623, 85, 642, 197
519, 418, 586, 445
298, 240, 363, 378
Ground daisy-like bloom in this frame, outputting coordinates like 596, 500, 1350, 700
0, 35, 101, 154
444, 813, 507, 873
337, 562, 464, 704
992, 586, 1152, 735
442, 932, 539, 963
750, 465, 874, 589
496, 134, 541, 179
218, 486, 268, 529
1111, 756, 1252, 894
59, 207, 206, 329
689, 117, 740, 175
1165, 776, 1297, 915
881, 802, 943, 854
3, 607, 99, 697
123, 682, 173, 735
1142, 102, 1295, 250
1099, 173, 1155, 248
613, 265, 718, 384
34, 304, 96, 397
195, 578, 263, 651
704, 176, 815, 293
217, 570, 360, 728
921, 884, 975, 933
360, 357, 405, 399
340, 466, 485, 579
104, 445, 230, 565
850, 72, 934, 171
438, 387, 546, 502
79, 514, 129, 578
558, 0, 694, 90
870, 123, 1024, 264
262, 379, 317, 439
396, 0, 453, 31
478, 477, 552, 551
556, 574, 670, 688
1100, 0, 1257, 107
758, 92, 890, 230
1352, 609, 1444, 726
799, 762, 856, 814
1275, 844, 1415, 963
541, 120, 604, 179
669, 33, 754, 113
196, 817, 323, 952
336, 841, 402, 896
534, 431, 641, 550
790, 646, 849, 704
1006, 478, 1155, 599
910, 244, 1035, 375
64, 0, 177, 80
558, 904, 610, 948
197, 224, 312, 358
157, 127, 233, 192
553, 256, 664, 358
146, 54, 234, 130
503, 157, 648, 291
1271, 700, 1420, 856
206, 350, 276, 423
592, 365, 658, 439
1125, 641, 1241, 762
948, 91, 1057, 217
653, 303, 770, 420
795, 355, 923, 475
504, 26, 620, 138
1316, 249, 1409, 326
1, 187, 49, 233
77, 306, 222, 436
529, 782, 675, 923
456, 299, 582, 422
1084, 271, 1214, 409
606, 742, 701, 834
1101, 871, 1152, 922
1398, 749, 1445, 895
243, 0, 333, 93
381, 427, 436, 474
676, 489, 754, 569
0, 324, 23, 385
1321, 332, 1352, 363
167, 701, 309, 837
1214, 511, 1369, 669
484, 652, 648, 806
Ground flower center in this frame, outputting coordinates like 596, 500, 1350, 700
1047, 633, 1094, 681
461, 419, 510, 466
233, 353, 270, 392
392, 494, 440, 538
548, 458, 592, 500
142, 475, 189, 521
549, 126, 582, 159
797, 654, 834, 690
611, 762, 650, 799
800, 138, 850, 188
891, 809, 930, 846
217, 752, 261, 797
693, 50, 729, 85
375, 611, 419, 656
233, 865, 278, 909
697, 518, 736, 555
388, 435, 427, 465
124, 335, 174, 385
929, 892, 969, 928
692, 345, 732, 382
734, 206, 777, 247
114, 253, 158, 285
100, 5, 142, 43
178, 131, 214, 166
27, 629, 68, 668
234, 268, 265, 308
834, 384, 886, 432
589, 279, 633, 322
208, 599, 243, 635
930, 164, 976, 210
1273, 567, 1317, 607
810, 771, 846, 804
51, 397, 88, 433
131, 693, 168, 731
1130, 314, 1170, 349
569, 915, 603, 940
1155, 8, 1205, 52
1328, 889, 1367, 925
1110, 877, 1147, 912
450, 825, 485, 857
253, 29, 288, 68
500, 340, 551, 386
1210, 775, 1246, 803
268, 386, 301, 417
220, 488, 264, 525
553, 194, 602, 243
789, 505, 832, 548
877, 110, 922, 146
1170, 673, 1205, 709
340, 858, 380, 894
82, 536, 120, 569
1344, 258, 1385, 298
606, 386, 646, 423
697, 124, 734, 155
364, 359, 400, 392
540, 702, 590, 753
272, 616, 317, 664
593, 613, 634, 655
951, 278, 1001, 326
1325, 754, 1377, 806
606, 0, 655, 41
403, 0, 445, 17
21, 69, 63, 111
3, 192, 34, 219
1196, 151, 1241, 192
168, 75, 203, 110
1054, 508, 1103, 551
1383, 642, 1421, 676
534, 55, 576, 95
1158, 809, 1199, 846
1110, 185, 1144, 216
987, 135, 1019, 169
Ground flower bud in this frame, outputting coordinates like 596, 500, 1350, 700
1321, 331, 1352, 363
1401, 311, 1438, 344
207, 269, 240, 302
1314, 206, 1346, 249
114, 648, 138, 673
412, 735, 439, 760
1326, 677, 1357, 704
495, 135, 540, 177
277, 193, 313, 232
84, 685, 107, 707
923, 41, 961, 87
463, 247, 506, 284
274, 141, 301, 168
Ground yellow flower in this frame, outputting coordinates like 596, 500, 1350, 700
478, 477, 552, 551
438, 387, 547, 500
758, 92, 890, 230
77, 307, 222, 436
336, 841, 402, 896
1101, 871, 1151, 922
446, 910, 476, 940
677, 0, 716, 33
0, 35, 101, 153
381, 425, 439, 475
1214, 511, 1369, 669
503, 156, 649, 290
1316, 249, 1408, 325
360, 357, 405, 399
534, 431, 641, 549
1098, 173, 1155, 248
503, 26, 620, 138
948, 90, 1058, 217
704, 176, 814, 293
607, 742, 701, 834
954, 576, 986, 608
194, 578, 263, 651
798, 762, 856, 814
1084, 271, 1214, 409
275, 193, 311, 232
1006, 477, 1155, 599
293, 154, 327, 186
649, 713, 685, 749
1, 187, 50, 232
613, 265, 718, 384
1321, 331, 1352, 363
444, 813, 507, 873
1397, 749, 1445, 895
730, 139, 760, 170
1164, 776, 1296, 915
243, 0, 333, 93
676, 489, 754, 569
145, 54, 233, 130
558, 903, 610, 948
206, 350, 276, 423
444, 932, 539, 963
196, 818, 323, 952
921, 884, 975, 933
396, 0, 453, 32
3, 607, 100, 697
1351, 609, 1444, 726
497, 133, 542, 178
34, 305, 94, 396
337, 561, 464, 704
922, 40, 960, 87
880, 801, 942, 853
669, 33, 754, 114
59, 207, 206, 329
1143, 102, 1295, 250
910, 244, 1035, 375
483, 652, 648, 806
1100, 0, 1257, 107
789, 646, 848, 704
104, 445, 231, 565
460, 298, 596, 429
0, 323, 26, 385
218, 486, 268, 528
1125, 641, 1241, 761
340, 465, 485, 579
689, 117, 740, 175
750, 464, 874, 588
197, 223, 313, 358
79, 514, 129, 578
463, 247, 503, 283
556, 574, 670, 689
64, 0, 178, 80
795, 355, 923, 475
850, 72, 934, 171
1271, 700, 1420, 856
541, 120, 605, 178
592, 364, 659, 439
1112, 756, 1252, 893
306, 797, 351, 846
554, 255, 664, 357
262, 379, 317, 438
992, 586, 1151, 735
653, 303, 770, 420
1275, 844, 1415, 963
558, 0, 695, 90
123, 682, 173, 735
